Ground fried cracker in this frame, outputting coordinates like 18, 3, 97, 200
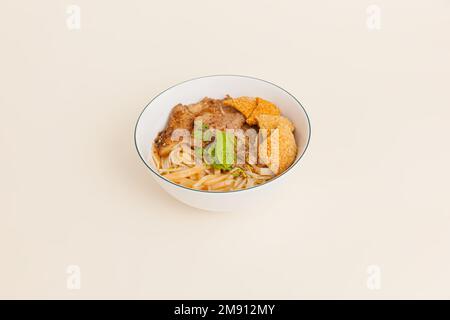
223, 96, 257, 118
257, 116, 297, 174
246, 98, 281, 125
277, 127, 297, 173
255, 114, 295, 132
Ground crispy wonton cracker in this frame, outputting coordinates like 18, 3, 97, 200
223, 97, 257, 118
255, 114, 295, 132
257, 115, 297, 174
246, 98, 281, 125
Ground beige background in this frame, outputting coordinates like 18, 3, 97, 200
1, 0, 449, 299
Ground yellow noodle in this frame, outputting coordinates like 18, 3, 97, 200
172, 177, 196, 188
235, 177, 246, 189
202, 174, 230, 186
152, 147, 161, 169
159, 166, 189, 173
163, 166, 203, 180
209, 181, 232, 190
192, 175, 214, 188
153, 141, 274, 191
159, 144, 174, 157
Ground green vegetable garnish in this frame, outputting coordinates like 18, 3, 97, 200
202, 130, 236, 171
231, 167, 245, 177
213, 130, 235, 171
203, 128, 213, 142
211, 163, 234, 171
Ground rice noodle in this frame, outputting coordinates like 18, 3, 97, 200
152, 142, 275, 192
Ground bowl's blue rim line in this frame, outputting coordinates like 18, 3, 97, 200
133, 74, 312, 194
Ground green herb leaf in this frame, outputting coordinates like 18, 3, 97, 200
231, 167, 245, 177
215, 130, 235, 169
203, 129, 213, 141
211, 163, 234, 171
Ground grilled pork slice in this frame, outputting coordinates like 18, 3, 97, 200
194, 99, 245, 130
155, 97, 246, 156
155, 104, 195, 156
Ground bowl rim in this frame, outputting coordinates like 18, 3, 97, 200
134, 74, 311, 194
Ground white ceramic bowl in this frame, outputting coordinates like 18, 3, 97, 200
134, 75, 311, 212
